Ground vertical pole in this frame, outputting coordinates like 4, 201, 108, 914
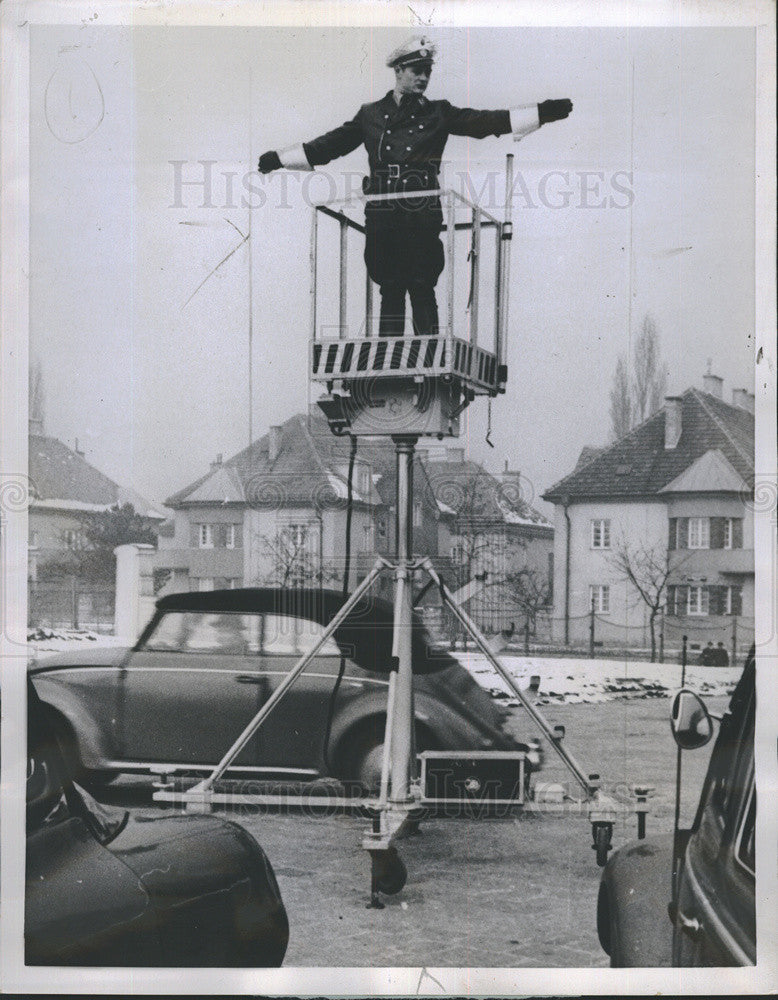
71, 574, 79, 630
523, 618, 530, 655
470, 207, 480, 346
390, 436, 417, 805
446, 192, 456, 338
310, 208, 318, 341
493, 226, 502, 357
672, 635, 688, 900
659, 606, 665, 664
731, 614, 737, 665
499, 153, 514, 369
365, 268, 374, 338
339, 217, 348, 338
589, 602, 595, 657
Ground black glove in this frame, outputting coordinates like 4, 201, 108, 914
538, 99, 573, 125
258, 150, 282, 174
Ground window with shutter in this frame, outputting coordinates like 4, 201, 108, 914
688, 517, 710, 549
687, 586, 709, 615
730, 586, 743, 616
732, 519, 743, 549
708, 585, 724, 616
667, 585, 677, 615
677, 517, 689, 549
710, 517, 725, 549
668, 518, 677, 550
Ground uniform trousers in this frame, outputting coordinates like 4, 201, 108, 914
363, 218, 445, 337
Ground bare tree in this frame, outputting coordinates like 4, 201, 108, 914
609, 355, 632, 441
440, 467, 526, 589
260, 523, 336, 588
609, 315, 668, 441
632, 315, 667, 424
504, 565, 552, 632
609, 538, 686, 662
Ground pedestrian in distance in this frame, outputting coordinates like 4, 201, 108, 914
258, 35, 573, 337
714, 641, 730, 666
700, 640, 715, 665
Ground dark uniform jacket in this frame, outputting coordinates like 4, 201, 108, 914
302, 90, 512, 228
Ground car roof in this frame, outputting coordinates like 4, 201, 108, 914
151, 588, 457, 674
155, 587, 390, 619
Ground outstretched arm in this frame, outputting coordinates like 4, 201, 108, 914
258, 114, 363, 173
445, 98, 573, 142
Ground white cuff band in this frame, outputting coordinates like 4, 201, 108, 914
278, 143, 313, 171
509, 105, 541, 141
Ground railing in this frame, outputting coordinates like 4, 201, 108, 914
310, 159, 515, 396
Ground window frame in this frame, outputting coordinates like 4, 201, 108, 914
687, 585, 709, 616
687, 516, 710, 550
589, 584, 610, 614
198, 523, 214, 549
590, 518, 611, 550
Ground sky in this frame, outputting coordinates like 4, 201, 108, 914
29, 20, 757, 514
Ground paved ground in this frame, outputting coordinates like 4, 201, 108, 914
127, 696, 721, 968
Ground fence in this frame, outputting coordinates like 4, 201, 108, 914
28, 580, 116, 633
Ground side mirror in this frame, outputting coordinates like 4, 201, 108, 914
671, 689, 713, 749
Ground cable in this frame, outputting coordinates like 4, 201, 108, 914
322, 434, 357, 774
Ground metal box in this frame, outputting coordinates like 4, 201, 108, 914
418, 750, 527, 806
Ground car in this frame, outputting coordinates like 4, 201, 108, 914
29, 588, 536, 793
25, 679, 289, 966
596, 647, 755, 967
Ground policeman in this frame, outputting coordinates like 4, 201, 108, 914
259, 36, 572, 337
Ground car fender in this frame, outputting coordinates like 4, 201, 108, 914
328, 687, 490, 758
30, 675, 114, 771
597, 832, 674, 967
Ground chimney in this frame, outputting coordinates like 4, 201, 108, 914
501, 460, 521, 486
210, 453, 223, 471
702, 372, 723, 398
732, 388, 750, 410
74, 438, 85, 457
446, 446, 465, 464
664, 396, 683, 450
268, 426, 282, 462
746, 392, 755, 414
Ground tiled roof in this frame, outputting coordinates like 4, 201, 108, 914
424, 459, 552, 529
28, 434, 165, 518
167, 411, 454, 521
167, 412, 386, 509
543, 389, 754, 502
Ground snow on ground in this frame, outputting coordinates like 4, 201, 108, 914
26, 629, 740, 705
27, 628, 125, 654
456, 651, 741, 705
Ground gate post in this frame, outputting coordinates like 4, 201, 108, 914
114, 543, 156, 643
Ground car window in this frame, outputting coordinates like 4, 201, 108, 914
141, 611, 265, 654
261, 614, 340, 656
735, 783, 755, 876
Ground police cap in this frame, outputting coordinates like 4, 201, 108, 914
386, 35, 437, 69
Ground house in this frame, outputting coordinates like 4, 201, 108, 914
27, 420, 165, 626
155, 410, 443, 602
542, 375, 755, 654
421, 446, 554, 633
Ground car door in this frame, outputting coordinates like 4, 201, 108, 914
116, 610, 270, 769
249, 612, 363, 772
673, 673, 756, 966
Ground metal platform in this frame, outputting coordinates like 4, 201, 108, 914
311, 334, 505, 395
